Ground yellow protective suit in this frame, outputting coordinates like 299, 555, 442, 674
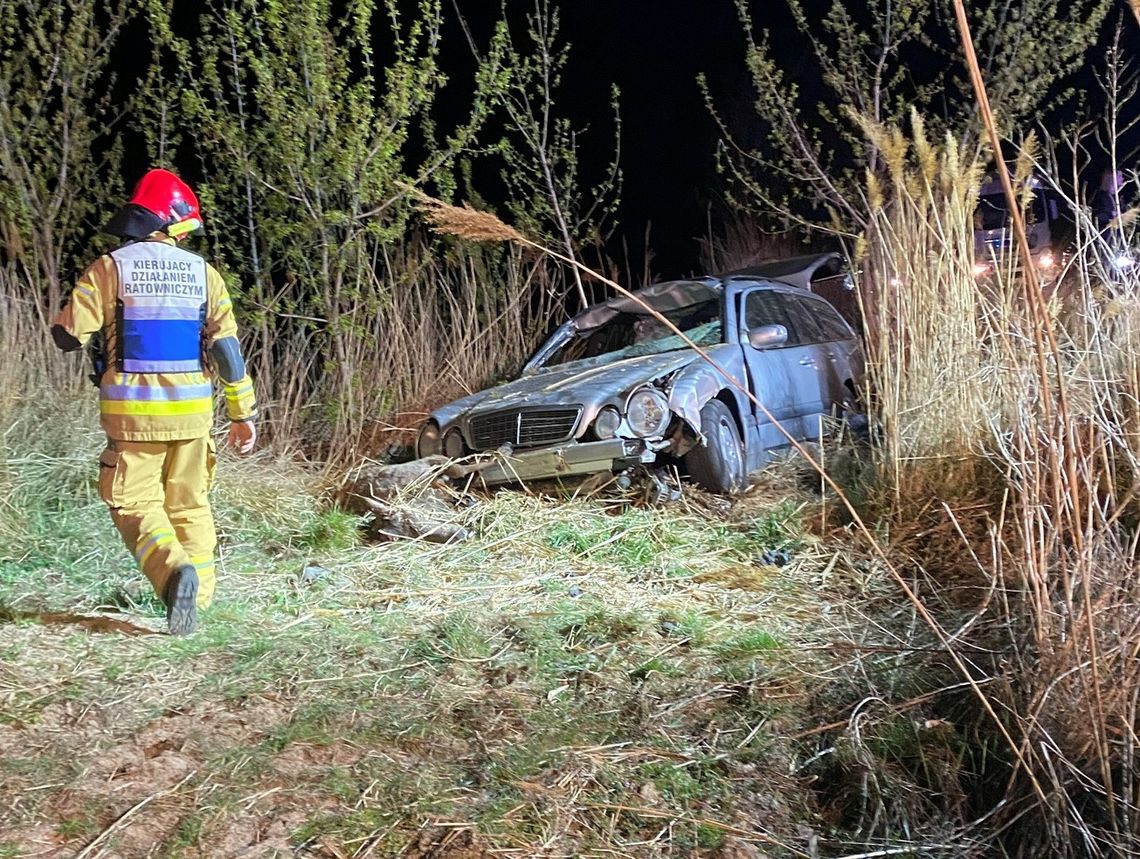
53, 233, 257, 609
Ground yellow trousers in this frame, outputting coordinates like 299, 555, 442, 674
98, 436, 218, 609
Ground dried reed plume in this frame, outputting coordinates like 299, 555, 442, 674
418, 196, 527, 245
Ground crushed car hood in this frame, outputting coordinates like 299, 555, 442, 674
431, 350, 710, 427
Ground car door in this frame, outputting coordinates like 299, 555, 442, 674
739, 288, 815, 446
797, 293, 864, 413
778, 292, 832, 440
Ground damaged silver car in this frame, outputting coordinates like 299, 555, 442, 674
416, 253, 864, 494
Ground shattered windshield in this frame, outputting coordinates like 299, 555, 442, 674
540, 299, 723, 369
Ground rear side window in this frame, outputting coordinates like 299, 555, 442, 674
744, 289, 852, 346
800, 296, 854, 341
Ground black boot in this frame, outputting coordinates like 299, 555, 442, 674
163, 564, 199, 636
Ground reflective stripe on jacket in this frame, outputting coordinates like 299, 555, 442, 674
53, 233, 258, 441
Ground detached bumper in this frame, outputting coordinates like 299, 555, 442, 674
477, 438, 649, 485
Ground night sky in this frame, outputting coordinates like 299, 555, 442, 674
432, 1, 828, 279
552, 1, 754, 278
467, 0, 782, 279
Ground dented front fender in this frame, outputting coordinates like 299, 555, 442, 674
664, 344, 749, 434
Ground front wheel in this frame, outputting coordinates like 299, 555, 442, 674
685, 399, 745, 494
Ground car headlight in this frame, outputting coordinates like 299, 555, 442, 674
1037, 252, 1055, 269
417, 421, 441, 457
1113, 254, 1134, 271
593, 406, 622, 440
442, 427, 465, 459
625, 387, 671, 438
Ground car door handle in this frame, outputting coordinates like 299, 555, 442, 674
799, 357, 816, 366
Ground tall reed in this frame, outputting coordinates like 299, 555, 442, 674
858, 111, 996, 509
859, 109, 1140, 856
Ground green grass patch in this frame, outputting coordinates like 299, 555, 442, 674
168, 813, 205, 853
637, 760, 711, 803
296, 508, 361, 552
716, 626, 784, 659
56, 810, 102, 840
743, 498, 807, 550
292, 808, 400, 850
542, 506, 726, 574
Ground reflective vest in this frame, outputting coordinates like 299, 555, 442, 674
53, 233, 256, 442
111, 241, 208, 373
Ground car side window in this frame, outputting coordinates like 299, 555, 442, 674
781, 296, 828, 344
743, 290, 797, 345
801, 296, 854, 341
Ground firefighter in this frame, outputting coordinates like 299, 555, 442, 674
51, 169, 257, 635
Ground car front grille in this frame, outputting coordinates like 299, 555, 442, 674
468, 407, 582, 450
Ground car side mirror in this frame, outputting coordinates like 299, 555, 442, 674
747, 324, 788, 350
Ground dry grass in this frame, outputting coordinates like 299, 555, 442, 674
234, 232, 560, 463
855, 103, 1140, 856
697, 212, 807, 275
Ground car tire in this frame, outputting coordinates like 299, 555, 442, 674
685, 399, 745, 495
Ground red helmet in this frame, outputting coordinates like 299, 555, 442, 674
104, 169, 203, 240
